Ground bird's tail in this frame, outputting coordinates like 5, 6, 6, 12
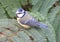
38, 22, 48, 28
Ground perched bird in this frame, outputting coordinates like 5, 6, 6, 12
16, 8, 48, 29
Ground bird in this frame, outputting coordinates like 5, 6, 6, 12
16, 8, 48, 29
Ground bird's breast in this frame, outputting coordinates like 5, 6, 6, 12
17, 18, 30, 29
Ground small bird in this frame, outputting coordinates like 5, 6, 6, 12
16, 8, 48, 29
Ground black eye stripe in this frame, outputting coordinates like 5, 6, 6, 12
17, 11, 25, 14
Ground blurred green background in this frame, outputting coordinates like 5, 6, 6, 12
0, 0, 60, 42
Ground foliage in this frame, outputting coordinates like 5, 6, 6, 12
0, 0, 60, 42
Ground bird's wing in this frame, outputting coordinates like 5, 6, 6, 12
20, 18, 48, 28
25, 18, 48, 28
23, 18, 39, 27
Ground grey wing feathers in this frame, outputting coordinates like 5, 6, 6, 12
20, 18, 48, 28
20, 18, 39, 27
25, 18, 40, 27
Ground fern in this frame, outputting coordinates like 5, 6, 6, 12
0, 0, 60, 42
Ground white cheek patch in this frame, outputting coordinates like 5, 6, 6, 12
17, 14, 24, 17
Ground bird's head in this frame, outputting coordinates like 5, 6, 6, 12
16, 8, 26, 18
